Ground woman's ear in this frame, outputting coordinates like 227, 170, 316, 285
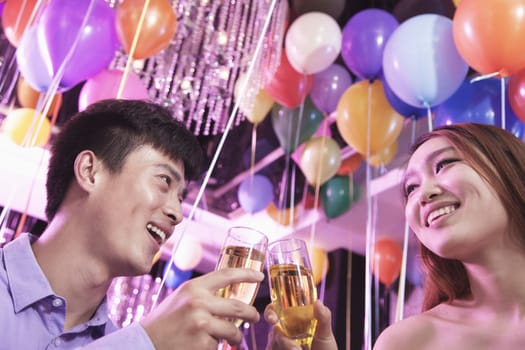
73, 150, 100, 191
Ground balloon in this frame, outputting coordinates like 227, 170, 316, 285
291, 118, 332, 166
337, 153, 362, 176
453, 0, 525, 77
285, 12, 342, 75
299, 137, 341, 187
264, 52, 312, 108
303, 188, 321, 210
237, 175, 274, 214
173, 236, 203, 270
16, 26, 54, 92
309, 64, 353, 114
453, 0, 461, 6
508, 70, 525, 124
17, 78, 62, 116
266, 202, 298, 226
382, 78, 428, 119
336, 80, 404, 155
78, 69, 150, 111
383, 14, 468, 108
2, 108, 51, 147
435, 77, 525, 139
163, 262, 192, 289
371, 238, 403, 288
291, 0, 345, 20
271, 97, 324, 153
320, 175, 360, 219
234, 72, 274, 124
1, 0, 38, 47
308, 246, 329, 285
39, 0, 120, 89
368, 140, 398, 168
341, 9, 399, 81
116, 0, 177, 59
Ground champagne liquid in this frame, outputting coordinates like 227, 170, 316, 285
269, 264, 318, 347
216, 246, 265, 326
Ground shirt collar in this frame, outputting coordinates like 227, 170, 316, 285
3, 233, 54, 312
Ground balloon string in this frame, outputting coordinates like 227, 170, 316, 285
395, 221, 410, 322
116, 0, 151, 99
151, 0, 279, 309
425, 103, 433, 132
249, 124, 257, 191
345, 251, 352, 350
470, 71, 499, 83
501, 77, 506, 130
363, 82, 373, 350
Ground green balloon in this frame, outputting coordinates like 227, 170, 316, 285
271, 97, 324, 153
320, 176, 360, 218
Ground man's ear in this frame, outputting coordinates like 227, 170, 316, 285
73, 150, 100, 191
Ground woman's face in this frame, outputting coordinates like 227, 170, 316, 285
403, 136, 508, 260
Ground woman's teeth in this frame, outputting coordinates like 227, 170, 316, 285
427, 205, 457, 226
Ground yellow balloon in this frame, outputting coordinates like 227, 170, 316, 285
453, 0, 461, 7
2, 108, 51, 147
336, 80, 404, 155
299, 136, 341, 187
309, 247, 329, 285
266, 202, 298, 226
234, 72, 274, 124
368, 140, 398, 167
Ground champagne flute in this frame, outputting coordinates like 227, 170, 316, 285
267, 238, 318, 350
215, 226, 268, 328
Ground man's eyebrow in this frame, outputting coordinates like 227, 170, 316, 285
402, 146, 455, 186
156, 163, 182, 182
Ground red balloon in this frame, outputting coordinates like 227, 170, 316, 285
509, 69, 525, 123
1, 0, 39, 47
371, 238, 403, 288
453, 0, 525, 76
264, 52, 312, 108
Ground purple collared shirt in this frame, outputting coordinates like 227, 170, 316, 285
0, 234, 155, 349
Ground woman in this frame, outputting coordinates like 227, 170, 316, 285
266, 123, 525, 349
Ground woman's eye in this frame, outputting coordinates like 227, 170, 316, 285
435, 158, 458, 173
404, 184, 416, 197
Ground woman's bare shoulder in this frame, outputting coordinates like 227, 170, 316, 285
373, 312, 437, 350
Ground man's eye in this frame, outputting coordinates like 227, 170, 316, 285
160, 175, 171, 185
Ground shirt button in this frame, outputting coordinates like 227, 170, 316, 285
52, 298, 63, 307
54, 337, 61, 346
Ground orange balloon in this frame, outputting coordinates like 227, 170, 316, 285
17, 78, 62, 116
453, 0, 525, 77
309, 246, 329, 285
337, 153, 362, 175
1, 0, 39, 47
368, 140, 398, 168
336, 80, 404, 155
266, 202, 298, 226
371, 238, 403, 288
116, 0, 177, 59
2, 108, 51, 147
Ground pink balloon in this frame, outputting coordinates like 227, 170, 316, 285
78, 69, 150, 111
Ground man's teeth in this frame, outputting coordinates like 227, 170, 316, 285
427, 205, 456, 225
146, 223, 166, 243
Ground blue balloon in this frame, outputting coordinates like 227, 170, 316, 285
382, 78, 429, 119
163, 261, 192, 290
16, 26, 54, 92
435, 77, 525, 139
237, 174, 274, 213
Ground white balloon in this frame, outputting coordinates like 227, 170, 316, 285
285, 12, 342, 75
174, 236, 203, 271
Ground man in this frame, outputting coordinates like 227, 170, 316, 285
0, 99, 263, 349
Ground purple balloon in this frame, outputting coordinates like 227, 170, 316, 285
310, 64, 353, 114
237, 175, 274, 214
38, 0, 120, 89
341, 9, 399, 80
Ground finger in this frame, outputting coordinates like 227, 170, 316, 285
264, 303, 279, 325
206, 296, 261, 324
196, 268, 265, 292
267, 325, 300, 350
205, 316, 245, 346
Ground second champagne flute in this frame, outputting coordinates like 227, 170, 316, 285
215, 226, 268, 327
267, 238, 318, 350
